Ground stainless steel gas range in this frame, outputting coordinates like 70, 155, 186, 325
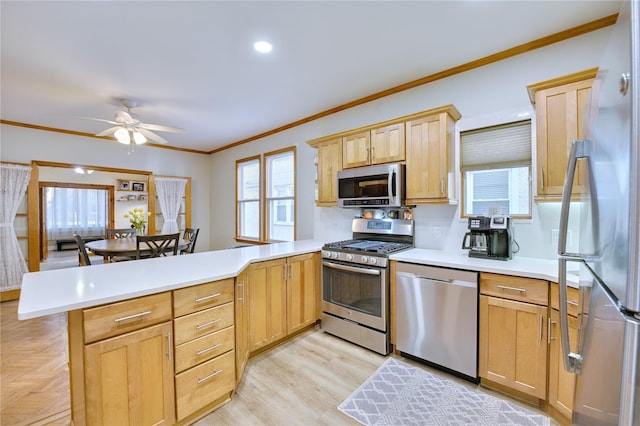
321, 218, 414, 355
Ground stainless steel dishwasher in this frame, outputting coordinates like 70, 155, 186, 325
395, 262, 478, 381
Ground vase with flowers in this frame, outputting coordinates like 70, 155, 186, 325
124, 207, 151, 235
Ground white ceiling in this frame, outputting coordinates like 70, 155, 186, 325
1, 1, 622, 153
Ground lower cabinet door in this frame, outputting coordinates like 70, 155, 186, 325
175, 350, 236, 421
548, 309, 578, 419
479, 295, 548, 399
84, 321, 175, 426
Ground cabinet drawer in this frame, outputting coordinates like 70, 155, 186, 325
550, 283, 581, 317
175, 350, 236, 421
174, 278, 234, 317
480, 273, 548, 306
83, 292, 172, 343
174, 302, 234, 345
175, 326, 235, 373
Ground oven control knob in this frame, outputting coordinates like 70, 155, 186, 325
370, 257, 377, 265
361, 256, 368, 263
321, 250, 329, 258
332, 252, 339, 259
346, 254, 353, 261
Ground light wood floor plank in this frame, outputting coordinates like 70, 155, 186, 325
1, 298, 555, 425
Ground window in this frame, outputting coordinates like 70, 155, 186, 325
45, 187, 108, 239
265, 148, 295, 242
236, 147, 296, 243
236, 156, 261, 240
460, 120, 532, 218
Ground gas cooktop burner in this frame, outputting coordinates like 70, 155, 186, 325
323, 239, 413, 254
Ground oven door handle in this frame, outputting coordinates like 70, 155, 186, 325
322, 261, 381, 276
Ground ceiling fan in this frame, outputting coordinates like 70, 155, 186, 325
85, 98, 185, 146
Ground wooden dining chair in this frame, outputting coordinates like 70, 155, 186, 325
104, 228, 138, 262
181, 227, 200, 254
105, 228, 137, 239
73, 234, 91, 266
136, 233, 180, 259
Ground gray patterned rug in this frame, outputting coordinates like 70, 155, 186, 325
339, 358, 550, 425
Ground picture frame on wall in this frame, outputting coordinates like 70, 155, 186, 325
131, 181, 146, 192
118, 180, 130, 191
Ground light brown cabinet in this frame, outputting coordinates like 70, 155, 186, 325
248, 258, 288, 352
84, 321, 176, 426
235, 269, 249, 382
479, 273, 548, 400
548, 283, 580, 421
286, 252, 319, 334
405, 105, 461, 204
369, 123, 405, 165
527, 68, 597, 201
315, 137, 342, 206
173, 279, 236, 422
248, 253, 319, 353
342, 124, 405, 169
342, 131, 372, 169
69, 292, 175, 426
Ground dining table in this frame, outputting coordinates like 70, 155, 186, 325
85, 238, 190, 261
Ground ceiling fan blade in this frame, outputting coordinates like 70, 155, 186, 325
76, 116, 120, 125
137, 128, 168, 144
115, 110, 134, 123
138, 123, 185, 133
95, 126, 122, 137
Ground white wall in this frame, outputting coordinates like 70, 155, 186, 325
209, 27, 612, 258
1, 26, 613, 258
0, 126, 212, 251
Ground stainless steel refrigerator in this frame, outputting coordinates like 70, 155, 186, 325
557, 1, 639, 425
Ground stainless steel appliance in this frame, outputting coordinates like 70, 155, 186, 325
462, 215, 513, 260
337, 163, 404, 208
557, 2, 640, 424
395, 263, 479, 382
321, 218, 414, 355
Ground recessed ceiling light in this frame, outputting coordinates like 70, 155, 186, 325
254, 41, 272, 53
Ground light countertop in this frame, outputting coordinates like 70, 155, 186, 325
18, 240, 325, 320
19, 241, 572, 320
390, 248, 563, 283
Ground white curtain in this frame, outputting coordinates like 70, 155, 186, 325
155, 177, 187, 234
45, 187, 108, 239
1, 164, 31, 292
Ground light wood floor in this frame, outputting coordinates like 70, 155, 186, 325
1, 299, 554, 425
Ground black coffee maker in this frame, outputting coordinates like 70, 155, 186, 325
462, 215, 513, 260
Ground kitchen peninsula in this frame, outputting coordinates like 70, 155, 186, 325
18, 243, 575, 425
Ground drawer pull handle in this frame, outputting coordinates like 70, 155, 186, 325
497, 285, 527, 293
567, 300, 579, 306
195, 293, 222, 303
114, 311, 152, 323
197, 369, 222, 384
196, 318, 221, 330
196, 343, 222, 356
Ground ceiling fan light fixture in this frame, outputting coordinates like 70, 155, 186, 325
133, 131, 147, 145
114, 127, 130, 144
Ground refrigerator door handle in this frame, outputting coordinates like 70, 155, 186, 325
558, 139, 588, 258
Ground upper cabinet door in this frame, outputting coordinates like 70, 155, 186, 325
405, 107, 459, 204
527, 69, 597, 201
370, 123, 405, 165
535, 80, 593, 198
316, 138, 342, 206
342, 131, 371, 169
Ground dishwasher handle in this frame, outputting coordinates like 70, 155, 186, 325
396, 271, 477, 289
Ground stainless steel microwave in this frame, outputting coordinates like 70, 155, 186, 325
337, 163, 404, 208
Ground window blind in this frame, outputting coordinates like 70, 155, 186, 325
461, 120, 532, 171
